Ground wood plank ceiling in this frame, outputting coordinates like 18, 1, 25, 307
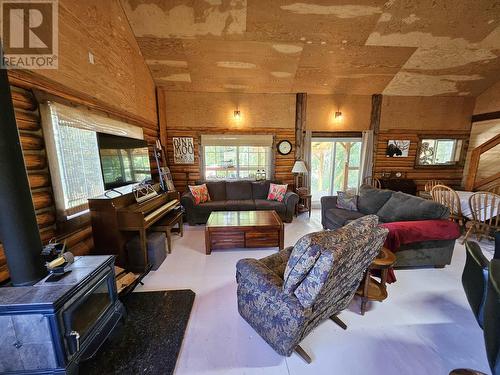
121, 0, 500, 96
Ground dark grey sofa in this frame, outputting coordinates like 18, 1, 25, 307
181, 180, 299, 225
321, 184, 457, 268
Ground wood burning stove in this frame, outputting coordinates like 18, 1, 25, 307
0, 256, 125, 374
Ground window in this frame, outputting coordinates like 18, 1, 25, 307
50, 123, 104, 215
417, 138, 464, 166
40, 101, 144, 218
310, 138, 362, 202
204, 145, 271, 180
201, 134, 273, 180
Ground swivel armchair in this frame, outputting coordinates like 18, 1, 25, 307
236, 215, 388, 363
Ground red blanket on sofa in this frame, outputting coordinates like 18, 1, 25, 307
379, 220, 460, 283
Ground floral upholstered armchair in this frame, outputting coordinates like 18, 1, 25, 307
236, 215, 388, 363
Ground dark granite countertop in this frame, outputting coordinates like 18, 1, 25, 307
0, 255, 113, 312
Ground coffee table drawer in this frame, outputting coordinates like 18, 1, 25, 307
245, 231, 279, 248
210, 232, 245, 249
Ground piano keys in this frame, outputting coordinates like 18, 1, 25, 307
117, 194, 180, 230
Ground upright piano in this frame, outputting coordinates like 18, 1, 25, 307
88, 185, 180, 272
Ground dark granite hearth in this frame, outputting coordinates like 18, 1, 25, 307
80, 289, 195, 375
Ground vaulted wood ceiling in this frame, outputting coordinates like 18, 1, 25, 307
121, 0, 500, 96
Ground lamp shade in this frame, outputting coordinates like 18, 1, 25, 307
292, 160, 308, 174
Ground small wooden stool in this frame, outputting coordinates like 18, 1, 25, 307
356, 247, 396, 315
151, 210, 183, 254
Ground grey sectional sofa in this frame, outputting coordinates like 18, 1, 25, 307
181, 180, 299, 225
321, 184, 458, 268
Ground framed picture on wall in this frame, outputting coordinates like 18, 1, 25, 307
173, 137, 195, 164
386, 140, 410, 157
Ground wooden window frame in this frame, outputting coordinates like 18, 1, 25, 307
414, 134, 469, 169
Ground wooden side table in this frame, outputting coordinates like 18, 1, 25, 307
356, 247, 396, 315
295, 192, 312, 218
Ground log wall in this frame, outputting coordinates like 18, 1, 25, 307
166, 127, 295, 192
373, 129, 470, 192
0, 82, 159, 283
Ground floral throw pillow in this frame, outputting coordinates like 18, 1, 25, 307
189, 184, 211, 205
267, 183, 288, 202
336, 191, 358, 211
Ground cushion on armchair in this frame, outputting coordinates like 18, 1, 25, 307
283, 215, 380, 301
294, 218, 385, 309
282, 233, 324, 295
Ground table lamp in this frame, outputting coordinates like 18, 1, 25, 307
292, 160, 308, 190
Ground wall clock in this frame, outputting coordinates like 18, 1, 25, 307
277, 140, 292, 155
389, 171, 406, 179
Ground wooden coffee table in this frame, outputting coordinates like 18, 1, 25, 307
205, 211, 284, 255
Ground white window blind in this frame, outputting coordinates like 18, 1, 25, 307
40, 101, 143, 218
201, 134, 274, 180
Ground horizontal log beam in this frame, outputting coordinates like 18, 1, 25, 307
32, 191, 53, 210
24, 153, 47, 170
8, 70, 158, 130
471, 111, 500, 123
28, 172, 51, 189
15, 110, 40, 131
20, 132, 44, 150
11, 89, 36, 111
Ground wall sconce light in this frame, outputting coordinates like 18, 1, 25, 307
233, 109, 241, 119
334, 111, 343, 121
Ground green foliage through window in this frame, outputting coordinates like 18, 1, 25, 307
204, 145, 271, 180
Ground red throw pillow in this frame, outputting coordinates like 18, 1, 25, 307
189, 184, 211, 205
267, 183, 288, 202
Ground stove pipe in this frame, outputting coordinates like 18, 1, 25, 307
0, 67, 46, 286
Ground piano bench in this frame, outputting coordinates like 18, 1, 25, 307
151, 210, 184, 254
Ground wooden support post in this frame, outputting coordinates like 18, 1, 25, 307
295, 93, 307, 189
156, 87, 168, 150
369, 94, 383, 175
295, 93, 307, 161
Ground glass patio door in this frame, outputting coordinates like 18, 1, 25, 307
310, 137, 362, 204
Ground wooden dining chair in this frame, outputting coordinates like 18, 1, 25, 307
425, 180, 443, 193
430, 185, 466, 230
419, 180, 444, 199
362, 176, 381, 189
464, 192, 500, 242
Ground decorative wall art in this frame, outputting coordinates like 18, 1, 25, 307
173, 137, 195, 164
386, 140, 410, 157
